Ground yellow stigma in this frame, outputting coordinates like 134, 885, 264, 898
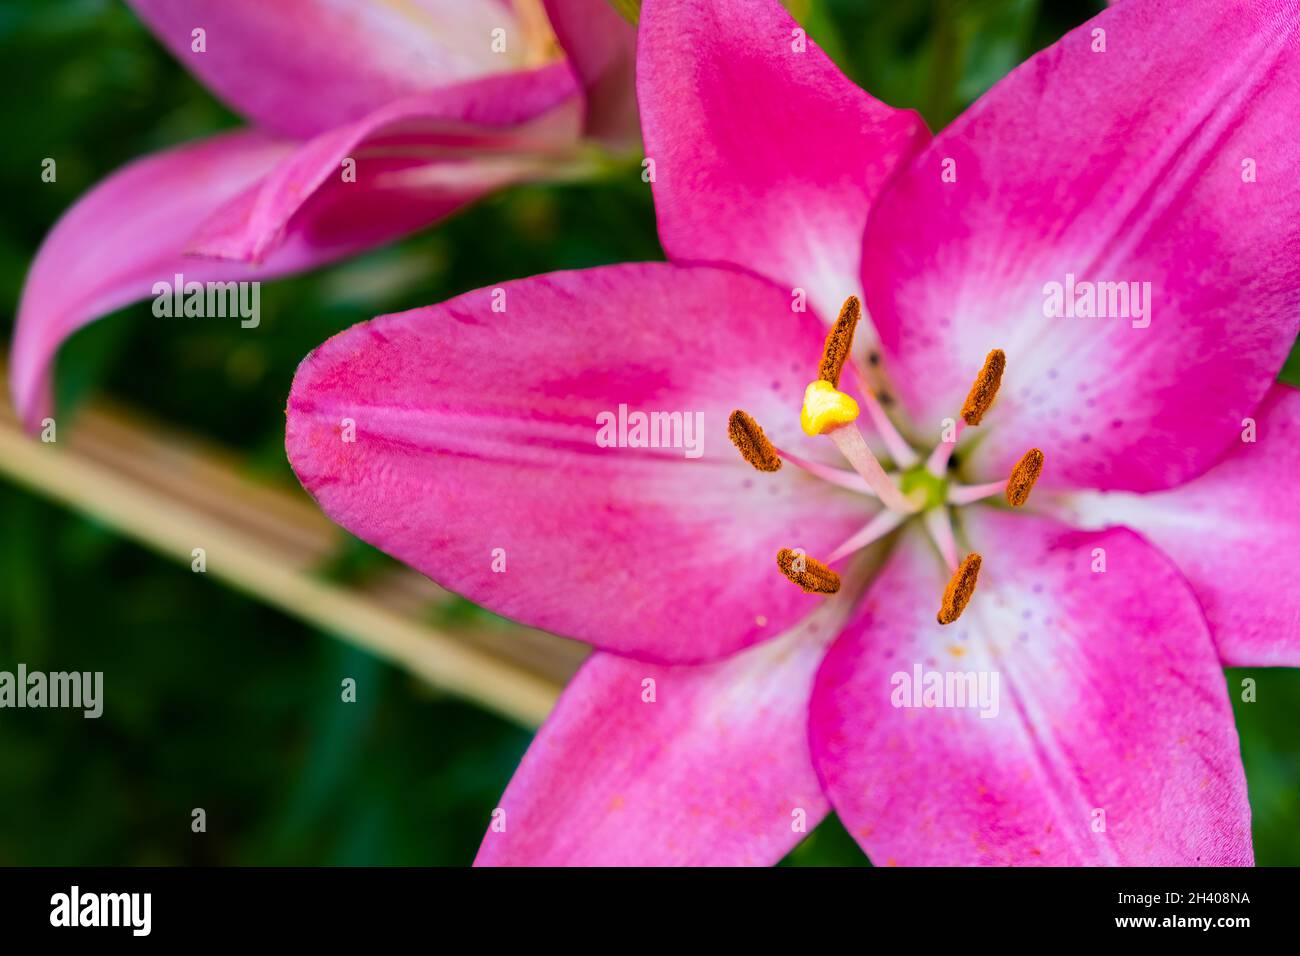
800, 380, 860, 436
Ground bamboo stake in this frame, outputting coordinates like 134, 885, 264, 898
0, 377, 580, 727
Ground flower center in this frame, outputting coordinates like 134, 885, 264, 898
729, 296, 1045, 624
898, 464, 948, 512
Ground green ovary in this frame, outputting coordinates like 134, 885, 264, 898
899, 464, 949, 512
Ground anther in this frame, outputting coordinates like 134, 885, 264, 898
960, 349, 1005, 426
937, 553, 981, 625
776, 548, 841, 594
727, 410, 782, 472
819, 296, 861, 388
1005, 448, 1044, 506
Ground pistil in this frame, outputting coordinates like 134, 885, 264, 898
825, 423, 918, 514
922, 507, 959, 570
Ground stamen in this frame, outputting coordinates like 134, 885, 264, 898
826, 509, 907, 563
776, 548, 841, 594
947, 449, 1046, 507
946, 480, 1005, 506
818, 296, 861, 388
922, 508, 958, 570
937, 553, 982, 625
770, 445, 878, 495
960, 349, 1005, 426
727, 410, 782, 472
849, 364, 921, 469
924, 419, 964, 475
1005, 448, 1044, 507
724, 409, 879, 493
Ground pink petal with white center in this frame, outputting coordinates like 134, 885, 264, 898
189, 64, 581, 264
9, 131, 293, 433
125, 0, 555, 139
286, 263, 871, 664
638, 0, 930, 324
1053, 383, 1300, 668
809, 510, 1253, 866
862, 0, 1300, 492
476, 590, 857, 865
543, 0, 639, 147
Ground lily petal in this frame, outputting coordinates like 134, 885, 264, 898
286, 263, 870, 663
9, 131, 293, 433
809, 510, 1253, 865
1054, 384, 1300, 668
125, 0, 551, 138
544, 0, 639, 146
475, 592, 853, 865
12, 66, 582, 433
190, 64, 582, 264
638, 0, 930, 323
862, 0, 1300, 492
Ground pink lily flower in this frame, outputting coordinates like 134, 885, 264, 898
9, 0, 635, 433
284, 0, 1300, 865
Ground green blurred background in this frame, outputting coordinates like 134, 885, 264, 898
0, 0, 1296, 866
